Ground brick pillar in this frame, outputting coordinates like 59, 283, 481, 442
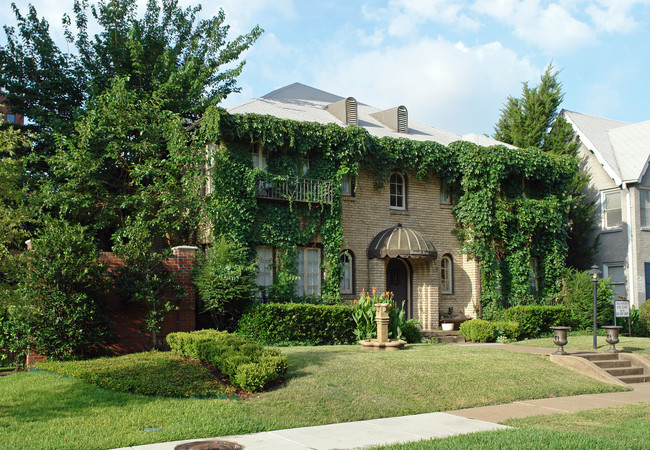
171, 246, 198, 332
26, 350, 47, 367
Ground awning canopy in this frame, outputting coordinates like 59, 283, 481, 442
366, 223, 437, 259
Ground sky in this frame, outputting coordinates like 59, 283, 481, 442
2, 0, 650, 135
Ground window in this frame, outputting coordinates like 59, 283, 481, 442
299, 156, 309, 175
529, 258, 539, 295
602, 190, 622, 229
6, 113, 15, 124
251, 142, 267, 170
341, 174, 354, 196
604, 263, 626, 300
441, 254, 453, 294
296, 247, 321, 296
641, 189, 650, 228
256, 246, 273, 290
389, 172, 406, 209
440, 180, 452, 205
339, 251, 353, 294
204, 143, 216, 196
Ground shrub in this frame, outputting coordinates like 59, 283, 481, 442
352, 288, 407, 341
496, 305, 570, 339
167, 329, 287, 392
194, 236, 257, 331
459, 319, 496, 342
617, 306, 650, 337
401, 319, 423, 343
493, 320, 521, 341
557, 269, 614, 330
237, 302, 355, 345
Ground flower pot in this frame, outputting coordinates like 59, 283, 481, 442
441, 322, 454, 331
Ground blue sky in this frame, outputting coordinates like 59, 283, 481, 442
2, 0, 650, 135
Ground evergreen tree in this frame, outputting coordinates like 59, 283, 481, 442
494, 64, 598, 269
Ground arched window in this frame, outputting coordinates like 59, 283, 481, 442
389, 172, 406, 209
441, 254, 453, 294
339, 251, 353, 294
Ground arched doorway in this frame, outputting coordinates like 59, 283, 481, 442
386, 258, 410, 317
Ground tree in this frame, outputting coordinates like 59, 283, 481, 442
494, 64, 598, 269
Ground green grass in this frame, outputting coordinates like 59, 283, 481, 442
514, 334, 650, 359
373, 402, 650, 449
0, 344, 626, 449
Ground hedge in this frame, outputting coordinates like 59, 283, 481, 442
167, 329, 288, 392
459, 319, 496, 343
495, 305, 570, 339
237, 302, 356, 345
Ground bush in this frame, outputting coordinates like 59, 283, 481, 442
496, 305, 570, 339
352, 288, 407, 341
617, 306, 650, 337
493, 320, 521, 341
194, 236, 257, 331
167, 329, 287, 392
401, 319, 423, 343
459, 319, 496, 343
557, 269, 614, 330
237, 302, 355, 345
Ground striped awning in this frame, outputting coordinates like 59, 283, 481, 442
366, 223, 437, 259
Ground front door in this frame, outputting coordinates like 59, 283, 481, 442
387, 258, 409, 317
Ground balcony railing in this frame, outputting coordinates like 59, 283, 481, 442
256, 176, 333, 204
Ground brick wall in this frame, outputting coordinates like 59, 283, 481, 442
341, 170, 480, 331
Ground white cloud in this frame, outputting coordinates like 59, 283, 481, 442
312, 37, 539, 134
586, 0, 650, 33
472, 0, 596, 53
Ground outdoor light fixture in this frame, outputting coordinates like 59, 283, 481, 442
589, 265, 602, 350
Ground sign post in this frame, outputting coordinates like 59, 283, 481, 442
614, 300, 631, 337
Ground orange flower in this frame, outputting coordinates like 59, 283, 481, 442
372, 286, 377, 295
353, 299, 357, 304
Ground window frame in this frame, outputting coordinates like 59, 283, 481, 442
529, 257, 539, 295
640, 188, 650, 229
603, 263, 627, 301
6, 113, 15, 124
339, 250, 354, 294
601, 189, 622, 230
389, 172, 407, 210
440, 254, 454, 295
296, 246, 322, 297
341, 174, 355, 197
251, 141, 267, 170
256, 246, 274, 295
440, 180, 452, 205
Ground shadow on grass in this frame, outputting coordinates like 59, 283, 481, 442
283, 347, 355, 380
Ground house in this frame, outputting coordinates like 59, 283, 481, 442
563, 110, 650, 308
0, 94, 24, 125
205, 82, 520, 331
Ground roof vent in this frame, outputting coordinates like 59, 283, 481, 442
370, 106, 408, 133
325, 97, 358, 126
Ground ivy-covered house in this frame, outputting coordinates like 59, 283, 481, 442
199, 83, 575, 330
563, 110, 650, 308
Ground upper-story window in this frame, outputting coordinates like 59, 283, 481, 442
604, 263, 626, 300
6, 113, 15, 124
389, 172, 406, 209
339, 251, 353, 294
296, 247, 321, 297
440, 180, 452, 205
640, 188, 650, 228
602, 190, 622, 229
440, 254, 453, 294
256, 246, 273, 294
251, 142, 267, 170
341, 174, 354, 196
299, 156, 309, 175
529, 258, 539, 295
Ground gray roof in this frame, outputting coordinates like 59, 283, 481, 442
563, 110, 650, 184
227, 82, 513, 148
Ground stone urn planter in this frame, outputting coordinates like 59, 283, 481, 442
359, 303, 406, 351
550, 326, 571, 355
602, 325, 623, 353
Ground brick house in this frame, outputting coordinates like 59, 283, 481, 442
563, 110, 650, 308
211, 83, 513, 331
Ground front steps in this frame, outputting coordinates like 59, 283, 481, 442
577, 353, 650, 384
424, 330, 466, 344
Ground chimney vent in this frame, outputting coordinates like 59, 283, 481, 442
325, 97, 358, 126
370, 106, 408, 133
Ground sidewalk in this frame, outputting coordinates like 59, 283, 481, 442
116, 345, 650, 450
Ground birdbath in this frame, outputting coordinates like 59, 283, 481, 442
550, 326, 571, 355
359, 303, 406, 351
602, 325, 624, 353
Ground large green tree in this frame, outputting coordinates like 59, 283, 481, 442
494, 64, 598, 270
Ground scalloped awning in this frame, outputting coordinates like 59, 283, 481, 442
366, 223, 437, 259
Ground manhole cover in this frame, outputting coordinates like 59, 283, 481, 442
174, 440, 243, 450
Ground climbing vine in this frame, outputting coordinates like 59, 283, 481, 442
197, 106, 576, 312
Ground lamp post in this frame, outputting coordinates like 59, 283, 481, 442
589, 265, 602, 350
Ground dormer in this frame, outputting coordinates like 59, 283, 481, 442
325, 97, 358, 126
370, 106, 408, 133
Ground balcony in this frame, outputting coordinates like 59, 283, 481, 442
256, 176, 333, 205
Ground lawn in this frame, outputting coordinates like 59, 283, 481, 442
514, 334, 650, 359
0, 343, 627, 449
373, 402, 650, 449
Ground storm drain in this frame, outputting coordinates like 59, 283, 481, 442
174, 440, 243, 450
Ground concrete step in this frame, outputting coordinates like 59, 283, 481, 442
424, 330, 466, 344
606, 367, 644, 377
618, 374, 650, 383
594, 360, 631, 369
579, 353, 620, 362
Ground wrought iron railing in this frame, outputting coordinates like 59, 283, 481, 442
256, 176, 333, 204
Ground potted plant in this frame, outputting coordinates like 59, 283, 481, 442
440, 308, 455, 331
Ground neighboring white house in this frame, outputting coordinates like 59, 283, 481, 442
563, 110, 650, 308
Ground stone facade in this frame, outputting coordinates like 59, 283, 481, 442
340, 170, 479, 331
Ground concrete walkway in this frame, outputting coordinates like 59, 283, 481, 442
115, 345, 650, 450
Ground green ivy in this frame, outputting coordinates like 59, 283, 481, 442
198, 108, 576, 311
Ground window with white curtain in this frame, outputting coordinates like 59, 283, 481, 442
296, 247, 321, 296
339, 251, 353, 294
